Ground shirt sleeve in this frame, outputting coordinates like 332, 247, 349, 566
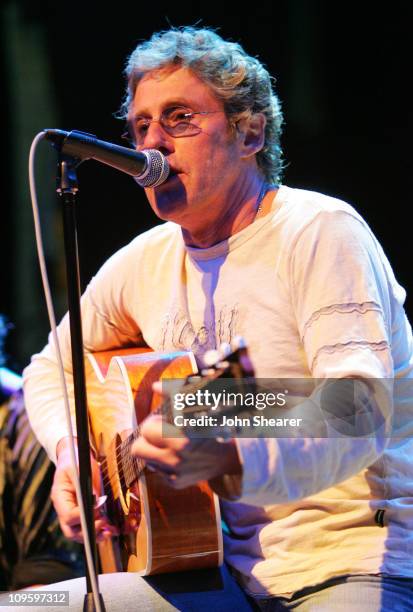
23, 242, 144, 463
233, 209, 397, 506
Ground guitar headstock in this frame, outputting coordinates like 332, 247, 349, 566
194, 336, 254, 381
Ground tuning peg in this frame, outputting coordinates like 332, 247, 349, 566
217, 360, 230, 370
219, 342, 231, 358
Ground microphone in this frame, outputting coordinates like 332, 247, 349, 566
43, 129, 169, 188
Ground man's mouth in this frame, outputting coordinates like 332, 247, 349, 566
164, 168, 182, 183
168, 166, 181, 177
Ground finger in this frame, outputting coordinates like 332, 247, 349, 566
61, 514, 119, 543
94, 517, 119, 535
54, 484, 111, 535
152, 381, 165, 395
131, 433, 170, 460
56, 502, 87, 542
139, 414, 169, 448
52, 488, 81, 525
60, 520, 83, 542
51, 465, 86, 518
161, 472, 195, 490
140, 415, 187, 451
131, 438, 179, 476
55, 488, 104, 524
135, 455, 178, 477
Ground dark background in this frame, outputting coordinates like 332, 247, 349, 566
0, 1, 411, 370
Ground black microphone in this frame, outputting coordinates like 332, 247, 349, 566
43, 129, 169, 188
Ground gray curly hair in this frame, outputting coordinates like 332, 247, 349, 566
120, 27, 284, 183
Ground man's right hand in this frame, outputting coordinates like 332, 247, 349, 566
51, 437, 119, 543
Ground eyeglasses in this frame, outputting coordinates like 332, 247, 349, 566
122, 106, 223, 146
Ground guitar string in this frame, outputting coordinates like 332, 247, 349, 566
99, 406, 163, 492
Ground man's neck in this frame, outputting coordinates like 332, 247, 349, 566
181, 174, 274, 249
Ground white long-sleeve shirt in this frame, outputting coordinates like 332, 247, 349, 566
23, 186, 413, 596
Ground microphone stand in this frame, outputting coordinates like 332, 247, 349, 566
56, 155, 105, 612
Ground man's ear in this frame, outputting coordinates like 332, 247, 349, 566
238, 113, 266, 158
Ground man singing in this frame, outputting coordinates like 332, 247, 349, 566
23, 27, 413, 610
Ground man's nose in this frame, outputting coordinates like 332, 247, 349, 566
142, 121, 174, 153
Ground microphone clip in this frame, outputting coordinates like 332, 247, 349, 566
56, 154, 81, 194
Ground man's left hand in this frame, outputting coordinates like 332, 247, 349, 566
131, 414, 242, 489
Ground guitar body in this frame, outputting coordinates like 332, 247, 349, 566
85, 347, 223, 576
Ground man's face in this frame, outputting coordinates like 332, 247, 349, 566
129, 66, 245, 225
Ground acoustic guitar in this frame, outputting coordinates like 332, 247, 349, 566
84, 341, 253, 576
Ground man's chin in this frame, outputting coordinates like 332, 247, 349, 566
147, 176, 188, 219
